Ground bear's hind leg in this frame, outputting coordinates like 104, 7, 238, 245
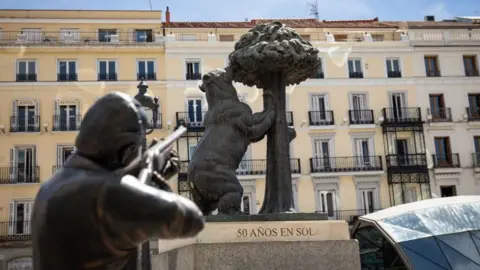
213, 168, 244, 215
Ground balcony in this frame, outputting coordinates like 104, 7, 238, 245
466, 70, 479, 77
0, 30, 164, 46
0, 221, 31, 242
52, 115, 82, 131
16, 73, 37, 82
348, 110, 374, 125
432, 153, 460, 168
381, 108, 422, 125
286, 111, 294, 126
186, 73, 202, 80
386, 154, 428, 173
137, 73, 157, 81
426, 70, 441, 77
310, 156, 383, 174
97, 73, 118, 81
409, 30, 480, 46
349, 72, 364, 79
387, 71, 402, 78
57, 73, 78, 81
0, 167, 41, 184
308, 111, 334, 126
146, 112, 162, 130
427, 108, 452, 123
310, 71, 324, 79
466, 107, 480, 122
176, 111, 206, 131
10, 116, 40, 132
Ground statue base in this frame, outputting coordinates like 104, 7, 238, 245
153, 214, 360, 270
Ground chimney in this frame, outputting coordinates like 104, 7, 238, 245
424, 15, 435, 22
166, 6, 170, 26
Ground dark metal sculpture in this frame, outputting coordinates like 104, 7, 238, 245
228, 21, 321, 213
188, 68, 275, 215
31, 92, 204, 270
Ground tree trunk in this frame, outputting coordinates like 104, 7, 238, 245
259, 71, 294, 214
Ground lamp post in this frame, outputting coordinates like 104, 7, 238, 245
131, 79, 159, 270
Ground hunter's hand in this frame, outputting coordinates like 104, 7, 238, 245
149, 139, 180, 184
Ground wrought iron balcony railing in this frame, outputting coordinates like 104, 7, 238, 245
186, 73, 202, 80
386, 154, 427, 167
381, 107, 422, 124
427, 108, 452, 122
0, 30, 161, 46
387, 71, 402, 78
466, 107, 480, 122
0, 167, 40, 184
432, 153, 460, 168
348, 110, 374, 125
426, 69, 441, 77
472, 153, 480, 167
310, 156, 383, 173
10, 116, 40, 132
52, 115, 82, 131
147, 112, 162, 130
57, 73, 78, 81
308, 110, 334, 126
137, 73, 157, 81
175, 111, 206, 130
349, 72, 364, 79
316, 209, 382, 223
16, 73, 37, 82
0, 220, 32, 242
466, 69, 479, 77
97, 73, 118, 81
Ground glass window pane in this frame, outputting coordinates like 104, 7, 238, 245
400, 238, 451, 269
348, 60, 354, 72
28, 61, 35, 73
99, 61, 106, 73
59, 62, 67, 74
147, 61, 154, 73
138, 61, 145, 74
355, 60, 361, 71
68, 61, 76, 73
108, 61, 115, 73
18, 62, 26, 74
393, 60, 400, 71
386, 60, 392, 72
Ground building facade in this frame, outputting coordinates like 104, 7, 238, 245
0, 8, 479, 269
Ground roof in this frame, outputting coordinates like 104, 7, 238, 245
361, 196, 480, 222
404, 21, 480, 29
164, 18, 397, 29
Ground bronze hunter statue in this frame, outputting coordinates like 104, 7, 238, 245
188, 68, 275, 215
31, 92, 205, 270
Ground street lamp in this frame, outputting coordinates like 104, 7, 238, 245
132, 79, 159, 270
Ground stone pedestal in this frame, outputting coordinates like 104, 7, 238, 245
154, 215, 360, 270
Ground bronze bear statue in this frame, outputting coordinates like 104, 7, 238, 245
187, 68, 275, 215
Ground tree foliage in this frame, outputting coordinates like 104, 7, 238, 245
228, 21, 321, 89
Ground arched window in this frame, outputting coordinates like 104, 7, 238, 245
7, 257, 32, 270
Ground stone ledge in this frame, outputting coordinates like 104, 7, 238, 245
206, 212, 327, 222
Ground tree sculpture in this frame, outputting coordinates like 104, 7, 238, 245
227, 21, 321, 213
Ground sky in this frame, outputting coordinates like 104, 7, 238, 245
0, 0, 479, 22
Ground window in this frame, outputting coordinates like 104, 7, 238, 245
424, 56, 440, 77
354, 138, 374, 167
8, 200, 33, 236
317, 190, 337, 219
16, 60, 37, 81
57, 60, 77, 81
395, 139, 409, 166
428, 94, 450, 121
474, 137, 480, 167
310, 59, 324, 79
53, 102, 78, 131
98, 60, 117, 81
468, 94, 480, 120
241, 193, 253, 214
186, 60, 201, 80
464, 55, 479, 77
98, 29, 117, 42
188, 144, 197, 161
186, 98, 204, 126
371, 34, 384, 41
135, 29, 153, 42
137, 60, 156, 80
391, 92, 407, 120
404, 186, 418, 203
359, 188, 377, 214
10, 146, 36, 183
334, 34, 347, 41
386, 58, 401, 78
57, 145, 74, 168
349, 93, 372, 124
434, 137, 453, 167
219, 34, 234, 42
348, 59, 363, 78
309, 94, 332, 125
440, 186, 457, 197
11, 100, 39, 132
7, 257, 32, 270
312, 139, 332, 170
60, 28, 80, 41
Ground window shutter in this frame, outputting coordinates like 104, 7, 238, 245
8, 201, 15, 235
9, 148, 16, 183
53, 99, 59, 129
11, 100, 18, 130
34, 100, 40, 130
75, 99, 81, 128
25, 202, 32, 234
57, 146, 62, 167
